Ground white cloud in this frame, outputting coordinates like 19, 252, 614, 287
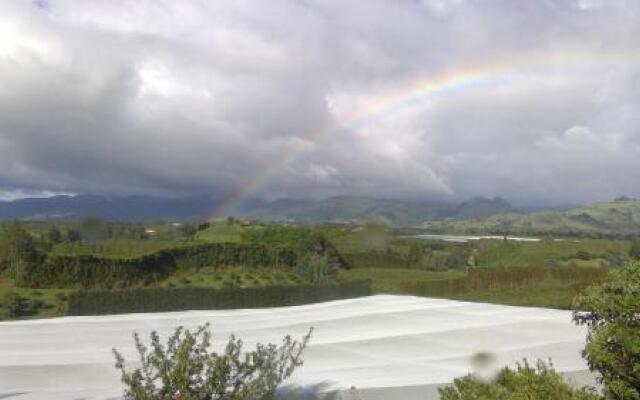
0, 0, 639, 204
537, 125, 621, 156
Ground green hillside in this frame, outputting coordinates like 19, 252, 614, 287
424, 200, 640, 237
243, 196, 512, 226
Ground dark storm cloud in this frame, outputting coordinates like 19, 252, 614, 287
1, 0, 640, 204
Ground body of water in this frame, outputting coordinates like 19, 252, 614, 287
416, 233, 541, 243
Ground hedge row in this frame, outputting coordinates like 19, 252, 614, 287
400, 266, 611, 298
17, 251, 175, 288
18, 242, 300, 288
66, 280, 372, 315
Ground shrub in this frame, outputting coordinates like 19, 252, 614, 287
296, 254, 337, 284
0, 221, 39, 276
573, 262, 640, 399
605, 251, 625, 268
3, 291, 29, 318
47, 226, 63, 245
575, 250, 593, 261
630, 240, 640, 260
113, 323, 312, 400
439, 360, 601, 400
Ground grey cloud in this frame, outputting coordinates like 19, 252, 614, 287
1, 0, 640, 205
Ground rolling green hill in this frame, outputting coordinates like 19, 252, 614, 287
242, 196, 513, 226
424, 199, 640, 237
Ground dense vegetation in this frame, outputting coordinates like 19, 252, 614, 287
439, 360, 601, 400
0, 220, 357, 319
1, 215, 637, 318
67, 280, 371, 315
574, 262, 640, 399
400, 266, 610, 309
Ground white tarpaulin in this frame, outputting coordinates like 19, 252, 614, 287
0, 295, 593, 399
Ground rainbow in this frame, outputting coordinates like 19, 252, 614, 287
215, 49, 638, 217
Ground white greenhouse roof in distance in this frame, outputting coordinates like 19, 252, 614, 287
0, 295, 594, 400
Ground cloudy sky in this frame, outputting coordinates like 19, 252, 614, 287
1, 0, 639, 206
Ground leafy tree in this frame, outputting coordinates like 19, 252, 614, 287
0, 231, 7, 271
296, 254, 336, 284
439, 360, 601, 400
0, 221, 38, 276
197, 222, 211, 231
113, 323, 312, 400
47, 225, 62, 245
629, 240, 640, 260
294, 233, 344, 283
573, 262, 640, 399
66, 228, 82, 243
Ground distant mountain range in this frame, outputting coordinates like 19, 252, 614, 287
3, 193, 637, 235
0, 194, 514, 224
0, 195, 219, 221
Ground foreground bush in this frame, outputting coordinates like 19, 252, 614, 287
439, 360, 601, 400
113, 323, 312, 400
573, 262, 640, 399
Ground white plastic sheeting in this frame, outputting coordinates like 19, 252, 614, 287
0, 295, 592, 399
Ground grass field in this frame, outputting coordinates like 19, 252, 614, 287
474, 239, 628, 268
195, 223, 244, 243
160, 267, 304, 289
